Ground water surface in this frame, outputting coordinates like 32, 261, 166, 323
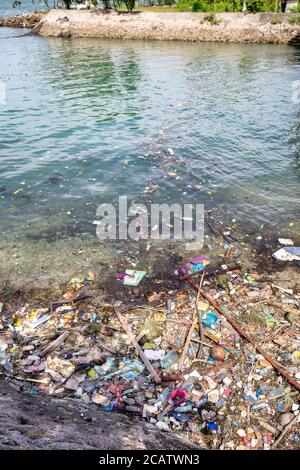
0, 29, 299, 287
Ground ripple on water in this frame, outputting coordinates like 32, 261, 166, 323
0, 34, 299, 246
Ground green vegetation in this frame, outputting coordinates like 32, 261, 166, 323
123, 0, 136, 11
204, 13, 220, 23
290, 3, 300, 13
270, 15, 282, 24
289, 15, 300, 24
177, 0, 241, 12
176, 0, 280, 12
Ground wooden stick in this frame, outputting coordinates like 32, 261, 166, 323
179, 317, 198, 371
272, 414, 299, 449
196, 271, 205, 358
114, 307, 161, 383
186, 279, 300, 392
135, 330, 146, 343
50, 294, 92, 312
9, 375, 49, 384
205, 216, 237, 243
191, 338, 213, 348
255, 391, 299, 404
40, 331, 70, 357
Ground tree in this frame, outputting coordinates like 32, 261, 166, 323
12, 0, 75, 9
124, 0, 135, 11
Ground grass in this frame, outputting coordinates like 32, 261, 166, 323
289, 15, 300, 25
204, 13, 220, 24
270, 16, 282, 24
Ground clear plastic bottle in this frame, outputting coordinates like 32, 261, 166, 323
251, 402, 268, 411
160, 351, 179, 369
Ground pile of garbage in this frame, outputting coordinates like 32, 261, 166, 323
0, 250, 299, 450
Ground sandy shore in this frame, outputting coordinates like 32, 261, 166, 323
1, 11, 300, 45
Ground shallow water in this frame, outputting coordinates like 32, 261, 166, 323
0, 28, 300, 287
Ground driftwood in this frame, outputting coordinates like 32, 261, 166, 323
271, 413, 299, 449
205, 215, 237, 243
179, 317, 198, 371
50, 294, 92, 312
196, 271, 205, 358
114, 307, 161, 383
187, 279, 300, 392
40, 331, 69, 357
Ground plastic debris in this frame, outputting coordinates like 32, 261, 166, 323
0, 251, 299, 451
273, 247, 300, 262
122, 270, 146, 286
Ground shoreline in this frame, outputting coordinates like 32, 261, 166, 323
1, 11, 300, 45
1, 214, 299, 306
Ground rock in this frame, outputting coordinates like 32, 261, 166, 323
285, 312, 300, 326
139, 318, 162, 342
211, 346, 225, 361
0, 13, 43, 29
237, 429, 246, 437
279, 412, 294, 429
100, 325, 115, 337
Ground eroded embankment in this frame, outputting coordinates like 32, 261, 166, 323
1, 11, 300, 45
0, 12, 43, 29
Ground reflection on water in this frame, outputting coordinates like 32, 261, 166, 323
0, 33, 300, 252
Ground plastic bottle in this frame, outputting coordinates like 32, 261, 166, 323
160, 351, 179, 369
215, 397, 226, 409
125, 405, 142, 413
251, 402, 268, 411
196, 397, 208, 408
269, 387, 285, 397
174, 405, 193, 413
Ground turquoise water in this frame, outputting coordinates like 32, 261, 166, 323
0, 24, 300, 267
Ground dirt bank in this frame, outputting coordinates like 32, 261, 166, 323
0, 381, 203, 449
35, 11, 300, 45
